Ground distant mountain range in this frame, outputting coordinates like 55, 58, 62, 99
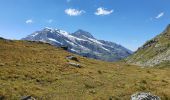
22, 27, 133, 61
126, 24, 170, 67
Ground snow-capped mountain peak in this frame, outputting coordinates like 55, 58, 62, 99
72, 29, 95, 39
22, 28, 133, 61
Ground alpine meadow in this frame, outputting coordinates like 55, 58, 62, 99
0, 0, 170, 100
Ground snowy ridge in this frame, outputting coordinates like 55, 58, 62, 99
22, 28, 133, 61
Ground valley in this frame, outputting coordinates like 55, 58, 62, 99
0, 38, 169, 100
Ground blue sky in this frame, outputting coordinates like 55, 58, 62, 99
0, 0, 170, 51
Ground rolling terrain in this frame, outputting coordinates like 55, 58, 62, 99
0, 38, 170, 100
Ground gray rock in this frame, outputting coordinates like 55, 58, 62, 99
0, 96, 5, 100
69, 62, 82, 68
131, 92, 161, 100
66, 56, 79, 62
21, 96, 36, 100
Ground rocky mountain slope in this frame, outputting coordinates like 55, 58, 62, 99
22, 28, 132, 61
126, 25, 170, 67
0, 38, 170, 99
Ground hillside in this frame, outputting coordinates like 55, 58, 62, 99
0, 38, 170, 99
22, 28, 132, 62
126, 25, 170, 67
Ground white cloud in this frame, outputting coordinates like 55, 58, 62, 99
47, 19, 53, 23
65, 8, 85, 16
25, 19, 33, 24
95, 7, 114, 16
155, 12, 164, 19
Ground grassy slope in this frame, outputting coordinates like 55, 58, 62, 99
0, 39, 170, 100
126, 25, 170, 66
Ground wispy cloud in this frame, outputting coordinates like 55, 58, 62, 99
95, 7, 113, 16
65, 8, 85, 16
155, 12, 164, 19
25, 19, 33, 24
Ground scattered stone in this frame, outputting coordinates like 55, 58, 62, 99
0, 95, 5, 100
131, 92, 161, 100
69, 62, 82, 68
66, 56, 79, 62
60, 46, 68, 50
89, 89, 96, 94
97, 70, 102, 74
15, 63, 22, 66
108, 96, 113, 100
21, 96, 36, 100
0, 63, 5, 66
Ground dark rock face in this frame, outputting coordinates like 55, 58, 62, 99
60, 46, 68, 50
139, 39, 158, 50
131, 92, 161, 100
22, 27, 133, 61
0, 37, 5, 40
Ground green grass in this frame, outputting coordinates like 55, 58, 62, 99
0, 39, 170, 100
126, 26, 170, 67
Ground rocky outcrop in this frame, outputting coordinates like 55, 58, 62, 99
126, 24, 170, 67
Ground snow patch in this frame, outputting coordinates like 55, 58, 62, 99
31, 33, 39, 37
70, 48, 78, 52
48, 38, 62, 44
66, 40, 77, 46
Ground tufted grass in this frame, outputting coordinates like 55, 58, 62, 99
0, 39, 170, 100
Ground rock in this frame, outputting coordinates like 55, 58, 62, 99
69, 62, 82, 68
89, 89, 96, 94
66, 56, 79, 62
21, 96, 36, 100
131, 92, 161, 100
0, 37, 5, 40
0, 96, 5, 100
60, 46, 68, 50
108, 96, 113, 100
0, 63, 5, 66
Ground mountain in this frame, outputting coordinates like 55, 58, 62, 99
22, 27, 132, 61
126, 25, 170, 67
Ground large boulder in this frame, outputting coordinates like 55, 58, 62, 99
69, 62, 82, 68
131, 92, 160, 100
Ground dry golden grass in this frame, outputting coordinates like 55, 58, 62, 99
0, 39, 170, 100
